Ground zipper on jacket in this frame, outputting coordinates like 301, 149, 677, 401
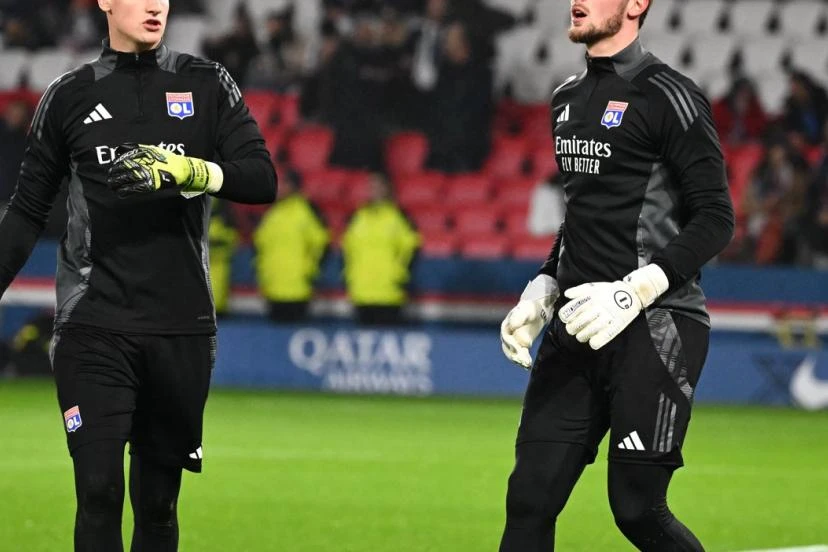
136, 64, 145, 119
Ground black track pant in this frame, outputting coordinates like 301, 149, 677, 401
73, 441, 183, 552
499, 442, 704, 551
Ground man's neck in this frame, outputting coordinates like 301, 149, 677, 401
586, 29, 638, 58
108, 31, 160, 54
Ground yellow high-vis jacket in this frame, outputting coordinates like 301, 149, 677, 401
254, 193, 330, 303
342, 200, 420, 306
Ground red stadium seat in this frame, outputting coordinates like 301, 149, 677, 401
520, 104, 552, 143
453, 205, 503, 236
804, 145, 824, 166
725, 142, 764, 212
286, 126, 335, 173
511, 235, 555, 261
322, 207, 351, 243
385, 131, 429, 176
420, 231, 458, 257
231, 203, 271, 243
460, 235, 509, 259
493, 177, 537, 209
261, 126, 286, 160
503, 210, 530, 237
484, 136, 529, 179
272, 94, 300, 129
408, 206, 450, 233
301, 169, 348, 203
493, 98, 524, 135
444, 173, 492, 206
529, 142, 559, 181
342, 170, 374, 209
396, 172, 445, 209
243, 90, 278, 128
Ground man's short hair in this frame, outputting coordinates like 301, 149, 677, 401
639, 0, 652, 28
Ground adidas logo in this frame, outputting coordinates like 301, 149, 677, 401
556, 104, 570, 125
83, 103, 113, 125
617, 430, 646, 451
188, 446, 203, 460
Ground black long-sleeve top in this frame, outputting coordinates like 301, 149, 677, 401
0, 40, 276, 334
539, 38, 734, 325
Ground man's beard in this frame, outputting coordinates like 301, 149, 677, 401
568, 2, 626, 46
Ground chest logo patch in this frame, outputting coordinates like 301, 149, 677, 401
601, 100, 628, 129
166, 92, 195, 120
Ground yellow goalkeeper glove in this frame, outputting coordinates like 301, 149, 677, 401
107, 143, 223, 199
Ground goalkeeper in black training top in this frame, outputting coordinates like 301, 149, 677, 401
498, 0, 734, 550
0, 0, 276, 550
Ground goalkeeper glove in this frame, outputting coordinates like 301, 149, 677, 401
107, 143, 223, 199
558, 264, 669, 350
500, 274, 559, 370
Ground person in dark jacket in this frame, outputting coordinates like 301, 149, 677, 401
0, 1, 276, 549
425, 21, 493, 173
498, 0, 734, 549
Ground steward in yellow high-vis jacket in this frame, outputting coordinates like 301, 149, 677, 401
209, 200, 239, 316
342, 173, 420, 325
254, 171, 329, 322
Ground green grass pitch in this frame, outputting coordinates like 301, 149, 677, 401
1, 379, 827, 551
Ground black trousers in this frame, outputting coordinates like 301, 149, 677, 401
501, 310, 710, 550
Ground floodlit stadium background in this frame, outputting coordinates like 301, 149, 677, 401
0, 0, 826, 550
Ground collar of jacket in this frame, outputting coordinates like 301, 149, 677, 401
585, 37, 647, 75
97, 38, 171, 70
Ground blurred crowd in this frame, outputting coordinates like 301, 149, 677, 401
201, 0, 509, 173
1, 0, 828, 271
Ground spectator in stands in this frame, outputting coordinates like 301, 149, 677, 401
425, 21, 493, 173
379, 6, 419, 129
713, 77, 768, 144
201, 2, 259, 83
244, 7, 308, 93
320, 0, 355, 38
446, 0, 514, 64
741, 134, 810, 264
783, 70, 828, 148
208, 200, 239, 317
300, 20, 343, 123
328, 14, 394, 170
2, 14, 42, 50
342, 173, 420, 325
804, 123, 828, 268
2, 1, 66, 50
410, 0, 449, 95
254, 171, 329, 323
63, 0, 107, 51
0, 100, 32, 203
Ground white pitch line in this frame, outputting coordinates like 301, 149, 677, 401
736, 546, 828, 552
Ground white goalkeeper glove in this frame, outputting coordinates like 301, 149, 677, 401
500, 274, 559, 369
558, 264, 669, 350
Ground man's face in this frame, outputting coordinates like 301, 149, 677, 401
569, 0, 628, 45
99, 0, 168, 50
426, 0, 447, 22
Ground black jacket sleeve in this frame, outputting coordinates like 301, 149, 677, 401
538, 224, 565, 278
647, 72, 735, 290
0, 79, 70, 296
211, 64, 277, 204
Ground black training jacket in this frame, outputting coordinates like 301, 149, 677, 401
540, 38, 734, 325
0, 40, 276, 334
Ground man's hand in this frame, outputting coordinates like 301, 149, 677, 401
558, 264, 669, 350
107, 143, 223, 199
501, 274, 559, 370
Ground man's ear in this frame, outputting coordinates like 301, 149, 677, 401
98, 0, 112, 14
628, 0, 649, 19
